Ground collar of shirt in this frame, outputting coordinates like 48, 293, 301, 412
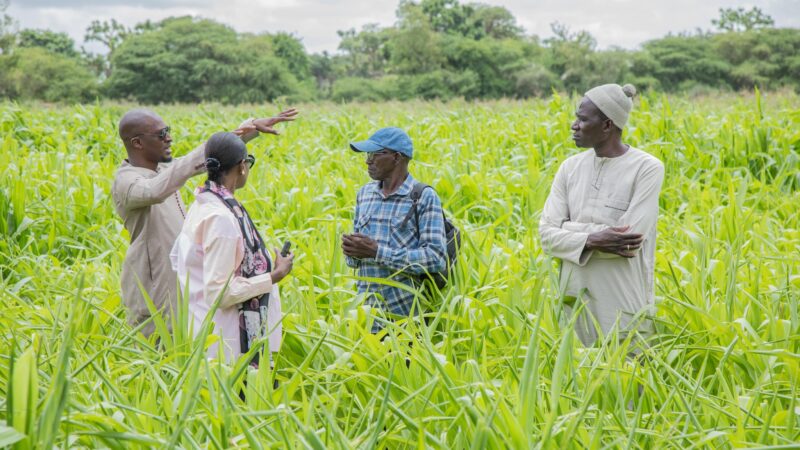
365, 173, 416, 200
120, 159, 169, 175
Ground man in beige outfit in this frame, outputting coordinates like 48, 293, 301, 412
112, 108, 297, 336
539, 84, 664, 347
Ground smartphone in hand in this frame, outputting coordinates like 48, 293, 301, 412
280, 240, 292, 257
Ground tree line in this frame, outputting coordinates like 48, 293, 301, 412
0, 0, 797, 104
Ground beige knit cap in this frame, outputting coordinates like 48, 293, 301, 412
584, 83, 637, 129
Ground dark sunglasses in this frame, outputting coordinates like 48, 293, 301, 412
244, 154, 255, 168
130, 126, 171, 142
365, 150, 394, 162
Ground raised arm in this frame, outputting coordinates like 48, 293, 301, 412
233, 108, 299, 143
113, 143, 206, 211
115, 109, 299, 212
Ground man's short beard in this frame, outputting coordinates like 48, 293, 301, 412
161, 155, 173, 163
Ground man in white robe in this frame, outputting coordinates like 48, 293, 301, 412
539, 83, 664, 346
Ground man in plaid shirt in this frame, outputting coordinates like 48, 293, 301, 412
342, 127, 447, 332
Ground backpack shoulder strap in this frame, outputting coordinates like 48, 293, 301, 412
400, 182, 431, 228
410, 182, 430, 200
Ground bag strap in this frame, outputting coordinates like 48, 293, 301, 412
400, 182, 430, 229
205, 185, 271, 272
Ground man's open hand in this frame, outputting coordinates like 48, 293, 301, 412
251, 108, 299, 135
233, 108, 299, 141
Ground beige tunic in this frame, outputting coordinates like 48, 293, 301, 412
539, 147, 664, 346
112, 145, 205, 335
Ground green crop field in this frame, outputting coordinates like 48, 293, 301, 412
1, 91, 799, 449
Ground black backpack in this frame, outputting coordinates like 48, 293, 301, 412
399, 182, 461, 289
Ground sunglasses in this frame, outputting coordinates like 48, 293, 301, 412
130, 126, 171, 142
365, 150, 394, 162
244, 154, 255, 168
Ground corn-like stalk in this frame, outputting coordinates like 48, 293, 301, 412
0, 92, 798, 448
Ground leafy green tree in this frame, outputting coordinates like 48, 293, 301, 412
400, 70, 453, 99
0, 3, 97, 102
107, 16, 234, 102
513, 63, 558, 97
542, 23, 640, 95
239, 33, 317, 102
713, 28, 800, 89
0, 0, 17, 54
330, 76, 390, 102
442, 35, 536, 98
712, 7, 774, 32
417, 0, 520, 40
84, 19, 130, 55
628, 51, 662, 92
310, 51, 337, 96
330, 0, 529, 99
469, 4, 522, 40
337, 24, 390, 77
584, 49, 637, 89
269, 32, 312, 80
2, 0, 797, 102
390, 2, 443, 74
0, 47, 97, 102
642, 35, 731, 91
419, 0, 473, 36
107, 17, 304, 103
544, 22, 597, 93
83, 19, 156, 78
18, 29, 78, 57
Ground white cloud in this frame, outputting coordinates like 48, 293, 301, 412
201, 0, 398, 52
500, 0, 800, 49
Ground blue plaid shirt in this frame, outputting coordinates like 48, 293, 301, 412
345, 174, 447, 318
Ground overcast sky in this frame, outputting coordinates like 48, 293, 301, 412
7, 0, 800, 54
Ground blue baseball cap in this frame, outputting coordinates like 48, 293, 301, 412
349, 127, 413, 159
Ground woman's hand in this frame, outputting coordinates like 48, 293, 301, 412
270, 247, 294, 283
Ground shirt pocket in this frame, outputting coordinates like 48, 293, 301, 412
354, 215, 371, 235
390, 215, 418, 249
603, 197, 630, 222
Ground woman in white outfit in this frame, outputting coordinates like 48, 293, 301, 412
171, 131, 293, 366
